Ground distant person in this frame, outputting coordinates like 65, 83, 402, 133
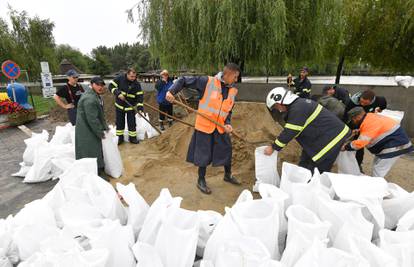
155, 70, 174, 131
75, 77, 109, 178
344, 89, 388, 171
343, 107, 413, 177
287, 67, 312, 98
165, 63, 241, 194
108, 68, 144, 145
53, 69, 85, 125
264, 87, 350, 173
322, 85, 350, 106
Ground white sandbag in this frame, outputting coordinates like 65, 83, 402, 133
138, 188, 182, 245
380, 109, 404, 124
116, 183, 149, 238
50, 123, 73, 145
154, 207, 199, 267
59, 201, 104, 227
135, 114, 146, 141
395, 75, 413, 88
102, 131, 123, 178
285, 205, 331, 246
340, 234, 398, 267
143, 113, 160, 139
204, 199, 280, 261
196, 210, 223, 257
22, 130, 49, 165
59, 158, 98, 185
386, 182, 409, 199
280, 162, 311, 206
383, 192, 414, 229
336, 151, 362, 175
379, 229, 414, 267
50, 157, 75, 179
294, 239, 369, 267
132, 242, 163, 267
0, 218, 19, 266
280, 230, 312, 267
13, 199, 57, 227
397, 209, 414, 231
253, 146, 279, 192
214, 236, 272, 267
12, 163, 31, 177
234, 189, 253, 205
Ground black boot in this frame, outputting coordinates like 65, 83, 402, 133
197, 176, 212, 194
160, 121, 165, 131
117, 135, 124, 145
129, 136, 139, 144
168, 120, 173, 127
224, 173, 241, 185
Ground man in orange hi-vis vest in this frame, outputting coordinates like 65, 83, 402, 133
166, 63, 241, 194
343, 106, 413, 177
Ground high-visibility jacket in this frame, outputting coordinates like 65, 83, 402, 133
108, 74, 144, 112
347, 113, 413, 159
195, 76, 237, 134
272, 98, 350, 163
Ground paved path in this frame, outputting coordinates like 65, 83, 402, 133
0, 119, 60, 218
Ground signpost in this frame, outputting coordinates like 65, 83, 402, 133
1, 60, 21, 103
40, 62, 55, 98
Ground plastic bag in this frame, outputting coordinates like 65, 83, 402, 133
253, 146, 279, 192
395, 75, 413, 88
379, 229, 414, 267
397, 209, 414, 231
154, 207, 199, 267
102, 131, 123, 178
380, 109, 404, 124
383, 192, 414, 229
12, 162, 31, 177
143, 113, 160, 139
0, 218, 19, 266
281, 230, 312, 267
116, 183, 149, 238
138, 189, 182, 245
336, 151, 362, 175
50, 123, 73, 145
132, 242, 163, 267
22, 130, 49, 165
135, 114, 146, 141
196, 210, 223, 257
280, 162, 311, 206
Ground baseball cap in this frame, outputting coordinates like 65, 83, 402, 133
90, 76, 105, 86
66, 69, 79, 77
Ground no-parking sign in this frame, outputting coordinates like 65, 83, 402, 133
1, 60, 21, 80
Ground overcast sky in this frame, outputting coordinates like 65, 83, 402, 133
0, 0, 140, 55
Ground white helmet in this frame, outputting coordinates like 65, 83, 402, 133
266, 87, 298, 109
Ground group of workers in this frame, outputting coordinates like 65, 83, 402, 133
53, 64, 413, 194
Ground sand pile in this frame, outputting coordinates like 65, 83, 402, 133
114, 102, 301, 213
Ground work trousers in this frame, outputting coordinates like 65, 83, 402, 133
159, 103, 173, 122
372, 156, 400, 178
115, 108, 136, 138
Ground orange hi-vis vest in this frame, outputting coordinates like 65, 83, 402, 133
195, 76, 238, 134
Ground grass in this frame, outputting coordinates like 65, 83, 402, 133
29, 94, 56, 115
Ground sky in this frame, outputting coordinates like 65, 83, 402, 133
0, 0, 141, 55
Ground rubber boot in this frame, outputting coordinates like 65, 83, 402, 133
197, 176, 212, 194
117, 135, 124, 145
129, 136, 139, 144
168, 120, 173, 128
224, 172, 241, 185
160, 121, 165, 131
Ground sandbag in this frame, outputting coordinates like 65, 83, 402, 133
0, 218, 18, 266
13, 199, 57, 228
395, 75, 413, 88
336, 151, 362, 175
102, 131, 123, 178
379, 229, 414, 267
138, 188, 182, 245
196, 210, 223, 257
12, 163, 31, 177
154, 207, 199, 267
22, 130, 49, 165
253, 146, 279, 192
132, 242, 163, 267
59, 158, 98, 185
234, 189, 253, 206
50, 123, 73, 145
116, 183, 149, 238
397, 209, 414, 231
380, 109, 404, 124
135, 114, 146, 141
144, 113, 160, 139
383, 192, 414, 229
280, 162, 311, 206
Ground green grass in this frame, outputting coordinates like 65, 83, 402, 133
29, 95, 56, 115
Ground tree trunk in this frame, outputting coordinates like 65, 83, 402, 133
335, 55, 345, 84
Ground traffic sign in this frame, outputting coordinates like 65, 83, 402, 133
1, 60, 21, 80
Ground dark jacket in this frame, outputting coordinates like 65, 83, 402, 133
273, 98, 350, 163
333, 86, 350, 105
344, 92, 387, 122
155, 78, 174, 105
292, 77, 312, 98
168, 74, 234, 125
75, 89, 109, 169
318, 95, 345, 119
108, 74, 144, 112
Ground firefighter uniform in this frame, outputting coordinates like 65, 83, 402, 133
292, 77, 312, 99
272, 98, 351, 173
108, 74, 144, 142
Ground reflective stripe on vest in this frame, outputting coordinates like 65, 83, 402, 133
292, 104, 323, 138
312, 124, 349, 162
115, 102, 133, 111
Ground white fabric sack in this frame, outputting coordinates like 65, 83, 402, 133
59, 158, 98, 185
12, 162, 31, 177
379, 229, 414, 267
138, 188, 182, 245
132, 242, 163, 267
253, 146, 279, 192
116, 183, 149, 238
102, 131, 123, 178
135, 114, 146, 140
395, 75, 413, 88
50, 123, 73, 145
234, 189, 253, 206
383, 192, 414, 229
336, 151, 362, 175
386, 182, 409, 199
380, 109, 404, 124
143, 113, 160, 139
22, 130, 49, 165
154, 207, 199, 267
13, 199, 57, 228
294, 239, 369, 267
196, 210, 223, 257
285, 205, 331, 246
59, 201, 104, 228
0, 218, 19, 266
213, 236, 272, 267
50, 157, 76, 179
397, 209, 414, 231
280, 162, 311, 206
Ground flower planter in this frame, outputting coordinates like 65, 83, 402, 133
0, 114, 8, 124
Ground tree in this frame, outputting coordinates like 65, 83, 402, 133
55, 44, 93, 73
89, 50, 112, 76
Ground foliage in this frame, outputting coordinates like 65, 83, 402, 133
55, 44, 93, 73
